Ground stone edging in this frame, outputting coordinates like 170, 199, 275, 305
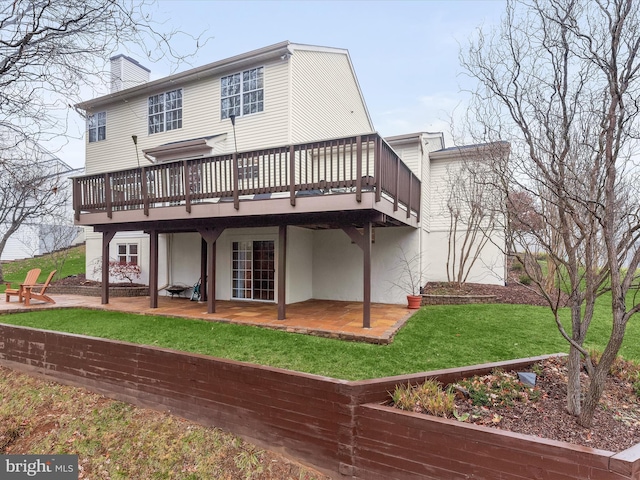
421, 294, 497, 305
47, 285, 149, 297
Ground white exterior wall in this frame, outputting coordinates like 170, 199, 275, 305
425, 230, 505, 285
290, 49, 373, 143
427, 155, 505, 285
286, 227, 313, 303
430, 156, 461, 231
311, 226, 420, 305
85, 57, 291, 175
85, 230, 152, 285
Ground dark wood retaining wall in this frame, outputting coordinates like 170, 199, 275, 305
1, 323, 639, 480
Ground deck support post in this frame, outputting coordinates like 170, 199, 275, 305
340, 223, 372, 328
200, 238, 207, 302
198, 227, 225, 314
149, 229, 159, 308
101, 230, 116, 305
278, 225, 287, 320
362, 221, 372, 328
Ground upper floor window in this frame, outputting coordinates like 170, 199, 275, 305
221, 67, 264, 119
88, 112, 106, 142
148, 89, 183, 134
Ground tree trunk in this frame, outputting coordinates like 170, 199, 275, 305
578, 363, 607, 427
566, 345, 582, 416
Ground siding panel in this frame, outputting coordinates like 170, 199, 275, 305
85, 59, 290, 175
290, 50, 373, 143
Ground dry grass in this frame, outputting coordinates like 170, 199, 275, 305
0, 366, 328, 480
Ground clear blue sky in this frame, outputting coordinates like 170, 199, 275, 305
60, 0, 506, 167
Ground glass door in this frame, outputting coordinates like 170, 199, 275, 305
232, 240, 275, 301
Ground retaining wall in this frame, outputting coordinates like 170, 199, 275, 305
421, 294, 497, 305
46, 285, 149, 297
0, 323, 638, 479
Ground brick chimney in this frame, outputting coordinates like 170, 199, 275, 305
110, 54, 150, 93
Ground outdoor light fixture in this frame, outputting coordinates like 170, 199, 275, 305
229, 114, 238, 154
132, 135, 141, 167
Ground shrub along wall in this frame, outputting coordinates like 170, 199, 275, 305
0, 323, 639, 480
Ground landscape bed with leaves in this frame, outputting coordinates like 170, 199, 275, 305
392, 355, 640, 452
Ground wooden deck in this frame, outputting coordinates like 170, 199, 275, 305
0, 295, 417, 344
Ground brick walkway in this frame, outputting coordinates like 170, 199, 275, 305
0, 294, 417, 344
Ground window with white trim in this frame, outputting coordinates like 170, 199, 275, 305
221, 67, 264, 119
88, 112, 106, 142
148, 89, 183, 134
117, 243, 138, 265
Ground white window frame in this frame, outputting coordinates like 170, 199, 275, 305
117, 243, 139, 265
230, 236, 276, 302
148, 88, 183, 134
221, 67, 264, 119
88, 112, 106, 143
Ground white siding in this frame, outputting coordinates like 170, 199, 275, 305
394, 145, 420, 176
290, 50, 373, 143
429, 157, 460, 232
85, 58, 291, 175
110, 56, 150, 93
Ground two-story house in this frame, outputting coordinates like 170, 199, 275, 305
73, 41, 506, 327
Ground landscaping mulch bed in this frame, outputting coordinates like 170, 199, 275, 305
451, 356, 640, 452
423, 276, 570, 307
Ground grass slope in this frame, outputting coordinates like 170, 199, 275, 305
1, 245, 85, 289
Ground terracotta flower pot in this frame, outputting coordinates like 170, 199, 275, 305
407, 294, 422, 309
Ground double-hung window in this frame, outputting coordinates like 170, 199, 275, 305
88, 112, 106, 142
148, 88, 183, 134
221, 67, 264, 119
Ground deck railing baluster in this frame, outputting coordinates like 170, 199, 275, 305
73, 134, 419, 220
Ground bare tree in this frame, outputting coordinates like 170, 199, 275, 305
0, 1, 206, 279
444, 149, 504, 287
0, 0, 206, 146
17, 212, 82, 278
0, 141, 69, 281
461, 0, 640, 427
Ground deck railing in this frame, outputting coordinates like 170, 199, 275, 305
73, 133, 421, 221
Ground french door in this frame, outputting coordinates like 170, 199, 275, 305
232, 240, 275, 301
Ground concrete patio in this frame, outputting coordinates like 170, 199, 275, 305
0, 294, 418, 344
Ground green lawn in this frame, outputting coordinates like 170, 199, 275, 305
1, 298, 638, 381
1, 246, 638, 380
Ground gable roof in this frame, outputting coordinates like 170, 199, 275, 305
76, 41, 367, 114
429, 141, 510, 160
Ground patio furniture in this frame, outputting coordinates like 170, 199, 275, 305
4, 268, 41, 303
23, 270, 57, 306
